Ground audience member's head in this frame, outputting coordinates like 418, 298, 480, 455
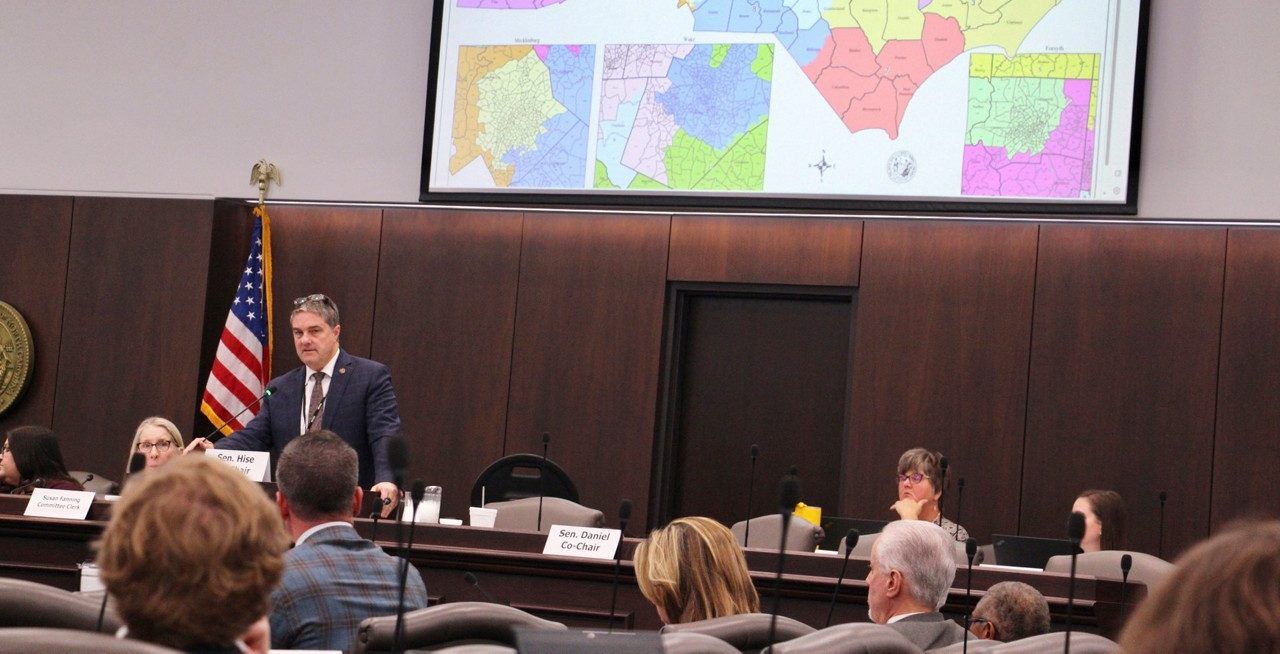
97, 455, 288, 650
128, 416, 185, 473
634, 516, 759, 624
895, 447, 949, 522
275, 430, 361, 537
866, 520, 957, 623
2, 425, 79, 492
1072, 489, 1126, 552
970, 581, 1050, 642
1119, 521, 1280, 653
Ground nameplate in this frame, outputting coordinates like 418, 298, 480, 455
23, 489, 95, 520
208, 450, 271, 482
542, 525, 622, 560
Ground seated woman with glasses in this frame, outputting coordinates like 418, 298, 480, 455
634, 516, 759, 624
126, 417, 186, 479
891, 447, 968, 542
1, 426, 84, 494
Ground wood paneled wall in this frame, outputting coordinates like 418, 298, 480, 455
3, 197, 1279, 556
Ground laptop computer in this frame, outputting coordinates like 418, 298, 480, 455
991, 534, 1080, 568
820, 516, 890, 551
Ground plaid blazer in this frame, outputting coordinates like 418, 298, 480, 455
270, 523, 428, 652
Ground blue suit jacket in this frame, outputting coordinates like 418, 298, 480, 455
270, 523, 428, 652
216, 349, 400, 487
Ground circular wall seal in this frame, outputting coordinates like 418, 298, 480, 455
887, 150, 917, 184
0, 301, 35, 417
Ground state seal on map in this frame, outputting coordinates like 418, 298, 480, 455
887, 151, 916, 184
0, 301, 34, 417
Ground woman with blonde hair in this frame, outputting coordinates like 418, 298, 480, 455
125, 416, 185, 478
633, 516, 759, 624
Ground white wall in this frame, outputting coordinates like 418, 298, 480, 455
0, 1, 1274, 218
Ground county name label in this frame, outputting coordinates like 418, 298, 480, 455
24, 488, 96, 520
208, 450, 270, 482
542, 525, 622, 560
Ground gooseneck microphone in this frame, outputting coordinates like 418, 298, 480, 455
537, 432, 550, 532
767, 474, 801, 648
394, 480, 427, 653
824, 528, 859, 627
954, 478, 966, 539
608, 499, 633, 633
1119, 553, 1133, 609
1065, 511, 1086, 654
117, 453, 147, 493
936, 456, 949, 527
744, 444, 760, 547
963, 537, 978, 653
368, 510, 382, 545
464, 571, 497, 603
201, 386, 276, 442
1157, 490, 1168, 558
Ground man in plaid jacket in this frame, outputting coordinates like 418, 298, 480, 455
269, 430, 428, 651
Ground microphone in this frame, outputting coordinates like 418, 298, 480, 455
95, 589, 111, 632
200, 386, 276, 442
369, 510, 382, 545
767, 474, 801, 648
824, 528, 859, 627
1119, 553, 1133, 609
937, 456, 949, 527
954, 477, 966, 540
304, 393, 327, 432
1157, 490, 1168, 558
464, 571, 497, 603
11, 478, 46, 494
537, 432, 550, 532
963, 537, 978, 653
608, 499, 633, 633
744, 444, 760, 547
393, 480, 427, 653
118, 452, 146, 493
1065, 511, 1086, 654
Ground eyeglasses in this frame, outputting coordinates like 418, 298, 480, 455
293, 294, 332, 307
896, 472, 927, 484
137, 441, 174, 453
1, 443, 8, 454
969, 617, 991, 626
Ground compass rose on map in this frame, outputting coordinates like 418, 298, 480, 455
809, 151, 834, 182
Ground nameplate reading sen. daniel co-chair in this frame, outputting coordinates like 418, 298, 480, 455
542, 525, 622, 561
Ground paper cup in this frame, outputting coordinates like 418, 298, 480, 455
469, 506, 497, 528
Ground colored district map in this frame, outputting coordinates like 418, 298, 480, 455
450, 45, 594, 188
595, 44, 774, 191
457, 0, 567, 8
962, 53, 1099, 197
690, 0, 1061, 139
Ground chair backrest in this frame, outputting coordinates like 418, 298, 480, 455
731, 515, 825, 551
661, 631, 740, 653
928, 637, 1003, 653
487, 496, 604, 532
69, 471, 118, 496
1043, 551, 1173, 589
470, 454, 579, 506
354, 601, 566, 653
0, 579, 122, 632
762, 622, 925, 654
979, 631, 1119, 653
660, 613, 816, 652
0, 628, 179, 653
432, 645, 517, 654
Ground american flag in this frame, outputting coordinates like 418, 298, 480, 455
200, 206, 273, 434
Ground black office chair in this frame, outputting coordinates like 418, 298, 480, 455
69, 471, 118, 496
470, 454, 579, 507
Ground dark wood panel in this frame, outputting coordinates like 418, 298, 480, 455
371, 208, 523, 520
1023, 225, 1226, 557
264, 205, 383, 378
504, 212, 670, 536
668, 215, 863, 286
52, 197, 214, 475
1212, 228, 1280, 527
844, 220, 1038, 543
0, 195, 73, 433
664, 289, 852, 527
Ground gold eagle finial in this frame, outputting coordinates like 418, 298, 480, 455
249, 160, 281, 205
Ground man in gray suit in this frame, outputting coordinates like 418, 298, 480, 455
865, 520, 970, 650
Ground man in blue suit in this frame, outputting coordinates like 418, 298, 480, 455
190, 294, 401, 513
269, 430, 428, 652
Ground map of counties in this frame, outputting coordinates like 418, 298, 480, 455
595, 44, 774, 191
962, 53, 1100, 198
457, 0, 567, 8
450, 45, 594, 188
690, 0, 1060, 139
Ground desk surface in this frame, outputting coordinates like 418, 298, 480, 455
0, 495, 1140, 637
